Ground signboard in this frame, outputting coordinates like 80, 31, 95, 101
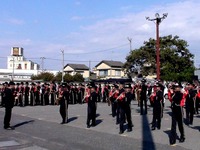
13, 47, 20, 56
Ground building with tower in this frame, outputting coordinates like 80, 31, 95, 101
0, 47, 40, 82
7, 47, 39, 71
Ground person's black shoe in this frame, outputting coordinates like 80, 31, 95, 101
127, 128, 132, 132
119, 130, 124, 134
157, 127, 160, 130
179, 137, 185, 143
87, 125, 90, 128
91, 123, 96, 127
60, 121, 66, 124
151, 127, 156, 130
4, 126, 15, 130
170, 139, 176, 145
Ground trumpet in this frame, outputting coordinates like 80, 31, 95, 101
55, 91, 63, 105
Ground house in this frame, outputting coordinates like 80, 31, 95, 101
94, 60, 125, 79
63, 64, 90, 79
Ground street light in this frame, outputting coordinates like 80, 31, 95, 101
146, 13, 168, 80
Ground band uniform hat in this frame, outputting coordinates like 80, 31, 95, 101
111, 84, 119, 89
188, 82, 195, 87
174, 82, 183, 88
62, 82, 67, 87
155, 83, 162, 88
9, 81, 15, 85
124, 83, 132, 88
89, 82, 96, 89
141, 78, 146, 83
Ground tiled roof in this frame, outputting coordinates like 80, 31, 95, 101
95, 60, 124, 68
64, 64, 89, 70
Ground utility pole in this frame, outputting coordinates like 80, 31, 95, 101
40, 57, 46, 72
127, 37, 132, 52
89, 60, 91, 71
146, 13, 168, 80
12, 57, 14, 81
61, 50, 64, 83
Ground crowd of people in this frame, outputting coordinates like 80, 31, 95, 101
1, 79, 200, 145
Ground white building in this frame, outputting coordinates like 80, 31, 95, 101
93, 60, 126, 79
64, 64, 90, 79
7, 47, 39, 71
0, 47, 40, 82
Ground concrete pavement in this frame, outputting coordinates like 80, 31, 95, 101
0, 99, 199, 150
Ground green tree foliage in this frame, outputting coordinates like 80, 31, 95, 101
73, 73, 84, 82
31, 72, 85, 82
54, 72, 62, 82
64, 74, 73, 82
31, 72, 54, 82
124, 35, 195, 82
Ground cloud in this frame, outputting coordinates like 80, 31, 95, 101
1, 0, 200, 69
62, 0, 200, 68
70, 16, 84, 21
6, 18, 25, 25
75, 1, 81, 6
120, 5, 133, 11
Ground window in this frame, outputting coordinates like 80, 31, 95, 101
115, 70, 121, 76
17, 64, 22, 69
25, 64, 27, 69
99, 70, 108, 76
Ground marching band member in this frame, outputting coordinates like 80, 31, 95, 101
3, 81, 15, 130
115, 82, 126, 134
18, 82, 24, 107
196, 86, 200, 114
109, 84, 119, 117
151, 83, 164, 130
44, 83, 50, 105
140, 79, 148, 115
35, 82, 41, 105
14, 83, 20, 106
50, 82, 56, 105
24, 82, 30, 106
86, 83, 97, 128
185, 83, 197, 125
102, 83, 109, 103
170, 83, 185, 145
30, 83, 35, 106
124, 83, 134, 132
58, 83, 69, 124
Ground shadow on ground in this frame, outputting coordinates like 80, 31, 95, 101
142, 114, 156, 150
13, 120, 35, 128
68, 117, 78, 123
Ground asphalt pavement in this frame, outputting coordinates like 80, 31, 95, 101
0, 99, 199, 150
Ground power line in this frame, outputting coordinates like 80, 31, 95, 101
63, 43, 129, 55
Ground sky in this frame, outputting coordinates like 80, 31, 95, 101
0, 0, 199, 71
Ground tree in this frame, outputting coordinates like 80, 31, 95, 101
54, 72, 62, 82
31, 72, 55, 82
124, 35, 195, 82
73, 73, 84, 82
64, 74, 73, 82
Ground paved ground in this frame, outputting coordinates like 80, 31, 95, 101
0, 99, 199, 150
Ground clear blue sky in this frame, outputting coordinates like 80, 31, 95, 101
0, 0, 199, 70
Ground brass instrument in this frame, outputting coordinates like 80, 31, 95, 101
55, 90, 63, 105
